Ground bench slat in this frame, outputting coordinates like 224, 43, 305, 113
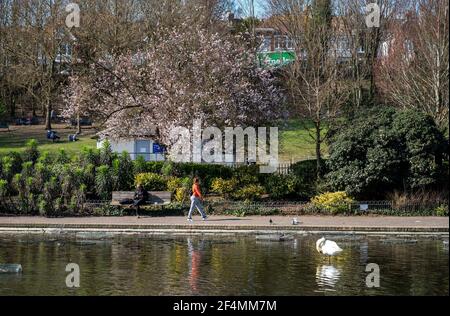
112, 191, 172, 205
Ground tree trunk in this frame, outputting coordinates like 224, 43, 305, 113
314, 121, 322, 179
45, 97, 52, 130
9, 93, 16, 118
77, 111, 81, 134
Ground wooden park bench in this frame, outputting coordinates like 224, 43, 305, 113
111, 191, 172, 208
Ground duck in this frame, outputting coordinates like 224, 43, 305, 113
316, 237, 343, 261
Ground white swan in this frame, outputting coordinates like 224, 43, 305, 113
316, 237, 343, 259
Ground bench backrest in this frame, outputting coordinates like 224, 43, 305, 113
112, 191, 172, 204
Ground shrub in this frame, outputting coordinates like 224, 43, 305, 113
93, 204, 123, 217
216, 201, 281, 217
146, 161, 165, 173
34, 162, 51, 189
38, 175, 69, 217
0, 179, 7, 197
99, 140, 114, 166
232, 165, 261, 186
135, 172, 167, 191
0, 179, 8, 211
166, 176, 181, 192
56, 148, 70, 164
172, 162, 233, 191
68, 184, 87, 215
233, 184, 265, 201
133, 155, 147, 174
112, 152, 134, 191
1, 152, 22, 181
23, 139, 39, 163
161, 161, 174, 176
13, 173, 39, 215
264, 174, 301, 200
211, 177, 239, 198
326, 107, 448, 199
174, 187, 188, 202
435, 205, 449, 216
37, 151, 52, 165
95, 165, 113, 200
167, 177, 191, 202
80, 147, 100, 167
311, 191, 355, 214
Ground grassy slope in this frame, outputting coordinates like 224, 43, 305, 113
0, 120, 327, 161
278, 119, 328, 162
0, 124, 97, 155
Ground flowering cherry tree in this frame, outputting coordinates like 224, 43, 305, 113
64, 24, 283, 150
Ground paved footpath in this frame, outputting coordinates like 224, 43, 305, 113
0, 216, 448, 233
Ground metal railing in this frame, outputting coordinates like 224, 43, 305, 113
1, 198, 446, 217
79, 199, 448, 216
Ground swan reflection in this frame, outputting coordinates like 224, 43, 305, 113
316, 265, 342, 291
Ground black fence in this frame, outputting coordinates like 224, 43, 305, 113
81, 199, 447, 217
1, 198, 446, 217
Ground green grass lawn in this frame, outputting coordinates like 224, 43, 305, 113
278, 119, 328, 162
0, 124, 97, 155
0, 120, 326, 161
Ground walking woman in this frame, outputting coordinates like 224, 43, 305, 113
187, 177, 207, 222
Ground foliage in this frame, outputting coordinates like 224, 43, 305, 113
212, 201, 281, 217
326, 107, 448, 199
171, 162, 233, 191
99, 140, 114, 166
135, 172, 167, 191
435, 205, 449, 217
161, 161, 174, 176
95, 165, 113, 200
264, 174, 300, 199
112, 152, 134, 191
233, 184, 265, 201
1, 152, 22, 182
311, 191, 355, 214
166, 176, 191, 202
211, 177, 239, 198
24, 139, 40, 163
133, 155, 147, 174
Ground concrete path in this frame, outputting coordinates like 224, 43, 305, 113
0, 216, 448, 233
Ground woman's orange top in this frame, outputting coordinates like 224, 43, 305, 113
192, 183, 202, 198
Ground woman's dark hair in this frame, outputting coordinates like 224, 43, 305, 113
193, 177, 199, 183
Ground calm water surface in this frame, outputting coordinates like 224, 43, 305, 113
0, 234, 448, 295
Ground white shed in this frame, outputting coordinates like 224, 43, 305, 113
97, 138, 166, 161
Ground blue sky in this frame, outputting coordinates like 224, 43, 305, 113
254, 0, 266, 17
234, 0, 267, 18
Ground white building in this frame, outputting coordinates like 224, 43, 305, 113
97, 138, 166, 161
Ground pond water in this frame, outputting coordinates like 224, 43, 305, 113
0, 234, 448, 296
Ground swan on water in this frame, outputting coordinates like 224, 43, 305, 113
316, 237, 343, 260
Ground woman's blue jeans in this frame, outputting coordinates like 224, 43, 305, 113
188, 196, 206, 219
